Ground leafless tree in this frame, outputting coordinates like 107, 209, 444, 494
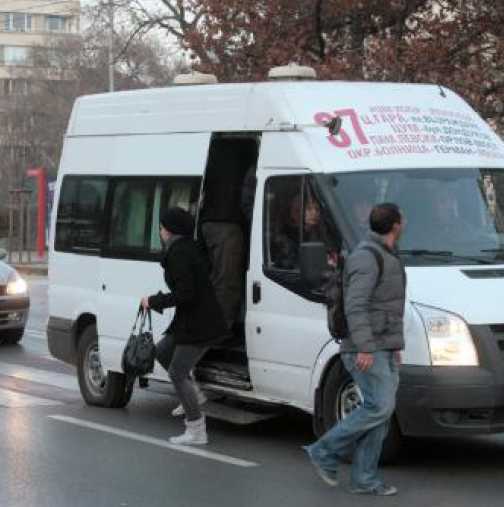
0, 8, 188, 225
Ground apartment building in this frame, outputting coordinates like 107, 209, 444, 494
0, 0, 80, 94
0, 1, 80, 239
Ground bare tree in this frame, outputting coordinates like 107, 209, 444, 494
0, 11, 188, 223
131, 0, 504, 134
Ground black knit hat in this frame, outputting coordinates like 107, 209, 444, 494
160, 207, 194, 236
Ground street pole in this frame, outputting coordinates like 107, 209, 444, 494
8, 191, 13, 264
26, 195, 31, 264
27, 167, 46, 260
18, 192, 24, 264
108, 0, 114, 92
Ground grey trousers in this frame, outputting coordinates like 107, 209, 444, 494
156, 333, 208, 421
201, 222, 244, 327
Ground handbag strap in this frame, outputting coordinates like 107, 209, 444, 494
138, 308, 152, 333
131, 305, 143, 334
131, 305, 150, 334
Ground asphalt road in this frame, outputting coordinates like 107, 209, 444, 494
0, 275, 503, 507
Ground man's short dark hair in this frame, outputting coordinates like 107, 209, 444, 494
369, 203, 402, 235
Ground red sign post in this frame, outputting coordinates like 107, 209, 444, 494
26, 167, 47, 259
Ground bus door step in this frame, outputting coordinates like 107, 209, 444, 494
203, 398, 281, 425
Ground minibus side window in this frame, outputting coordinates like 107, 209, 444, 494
102, 176, 201, 260
55, 177, 78, 252
264, 175, 304, 271
75, 179, 108, 251
149, 183, 163, 252
263, 175, 339, 300
149, 177, 201, 252
55, 176, 107, 254
106, 178, 155, 256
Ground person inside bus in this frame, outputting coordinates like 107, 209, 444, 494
272, 193, 337, 270
426, 186, 474, 249
433, 187, 464, 228
200, 143, 246, 332
272, 194, 306, 270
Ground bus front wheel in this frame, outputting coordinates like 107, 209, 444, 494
316, 358, 402, 464
76, 324, 133, 408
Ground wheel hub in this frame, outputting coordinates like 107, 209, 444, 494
338, 381, 363, 419
86, 344, 106, 394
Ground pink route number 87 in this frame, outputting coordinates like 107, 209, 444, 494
314, 109, 370, 149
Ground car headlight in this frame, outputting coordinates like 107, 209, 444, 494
413, 303, 479, 366
6, 275, 28, 296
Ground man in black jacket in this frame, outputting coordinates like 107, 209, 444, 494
141, 207, 227, 445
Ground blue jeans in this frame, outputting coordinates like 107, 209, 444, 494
306, 350, 400, 490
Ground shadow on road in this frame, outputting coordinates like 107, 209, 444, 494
206, 406, 504, 470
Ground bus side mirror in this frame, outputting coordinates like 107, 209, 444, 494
300, 242, 326, 289
0, 248, 6, 261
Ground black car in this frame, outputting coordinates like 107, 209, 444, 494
0, 251, 30, 344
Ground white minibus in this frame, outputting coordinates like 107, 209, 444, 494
48, 65, 504, 459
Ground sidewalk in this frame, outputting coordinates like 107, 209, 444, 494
8, 251, 48, 276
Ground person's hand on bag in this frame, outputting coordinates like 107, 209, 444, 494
141, 297, 150, 311
356, 352, 374, 372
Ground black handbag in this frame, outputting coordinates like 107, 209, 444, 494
121, 307, 156, 383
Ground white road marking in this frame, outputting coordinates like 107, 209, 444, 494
26, 328, 47, 340
0, 388, 63, 408
26, 327, 45, 333
25, 328, 47, 338
27, 279, 48, 287
0, 362, 79, 391
48, 415, 259, 468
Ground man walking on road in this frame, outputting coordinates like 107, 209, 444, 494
304, 203, 406, 496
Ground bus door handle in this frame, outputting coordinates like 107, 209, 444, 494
252, 281, 261, 304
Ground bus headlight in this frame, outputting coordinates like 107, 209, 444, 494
413, 303, 479, 366
6, 275, 28, 296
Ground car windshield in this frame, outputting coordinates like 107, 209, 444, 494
322, 168, 504, 266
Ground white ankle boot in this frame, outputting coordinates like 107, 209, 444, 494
172, 386, 207, 417
169, 416, 208, 446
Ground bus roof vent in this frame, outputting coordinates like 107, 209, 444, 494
173, 72, 218, 86
268, 63, 317, 81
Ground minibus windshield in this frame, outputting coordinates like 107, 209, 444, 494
323, 168, 504, 266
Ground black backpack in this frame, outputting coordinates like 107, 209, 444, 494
121, 307, 156, 384
324, 245, 384, 341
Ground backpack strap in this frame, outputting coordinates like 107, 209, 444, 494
360, 245, 384, 289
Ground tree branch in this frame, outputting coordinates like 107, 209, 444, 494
314, 0, 325, 60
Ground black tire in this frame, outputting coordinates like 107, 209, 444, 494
0, 328, 24, 345
316, 359, 402, 464
77, 324, 133, 408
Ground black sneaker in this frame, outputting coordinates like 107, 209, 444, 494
349, 484, 398, 496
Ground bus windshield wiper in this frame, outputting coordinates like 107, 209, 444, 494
480, 248, 504, 253
399, 249, 493, 265
399, 249, 452, 256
